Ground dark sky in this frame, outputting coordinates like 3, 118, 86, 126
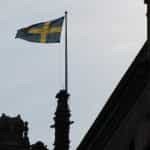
0, 0, 146, 149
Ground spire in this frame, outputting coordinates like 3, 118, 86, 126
51, 90, 73, 150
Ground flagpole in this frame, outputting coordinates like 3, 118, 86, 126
65, 11, 68, 93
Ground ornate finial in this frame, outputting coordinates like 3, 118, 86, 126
55, 89, 69, 99
52, 89, 73, 150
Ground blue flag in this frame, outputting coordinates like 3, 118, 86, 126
16, 17, 64, 43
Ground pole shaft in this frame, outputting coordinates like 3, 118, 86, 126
65, 11, 68, 92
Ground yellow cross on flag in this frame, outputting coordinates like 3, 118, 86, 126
16, 17, 64, 43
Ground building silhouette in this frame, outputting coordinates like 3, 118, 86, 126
51, 90, 73, 150
0, 90, 72, 150
77, 1, 150, 150
2, 1, 150, 150
0, 114, 48, 150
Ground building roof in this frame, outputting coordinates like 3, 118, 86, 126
76, 41, 150, 150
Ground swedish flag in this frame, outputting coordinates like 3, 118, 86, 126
16, 17, 64, 43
